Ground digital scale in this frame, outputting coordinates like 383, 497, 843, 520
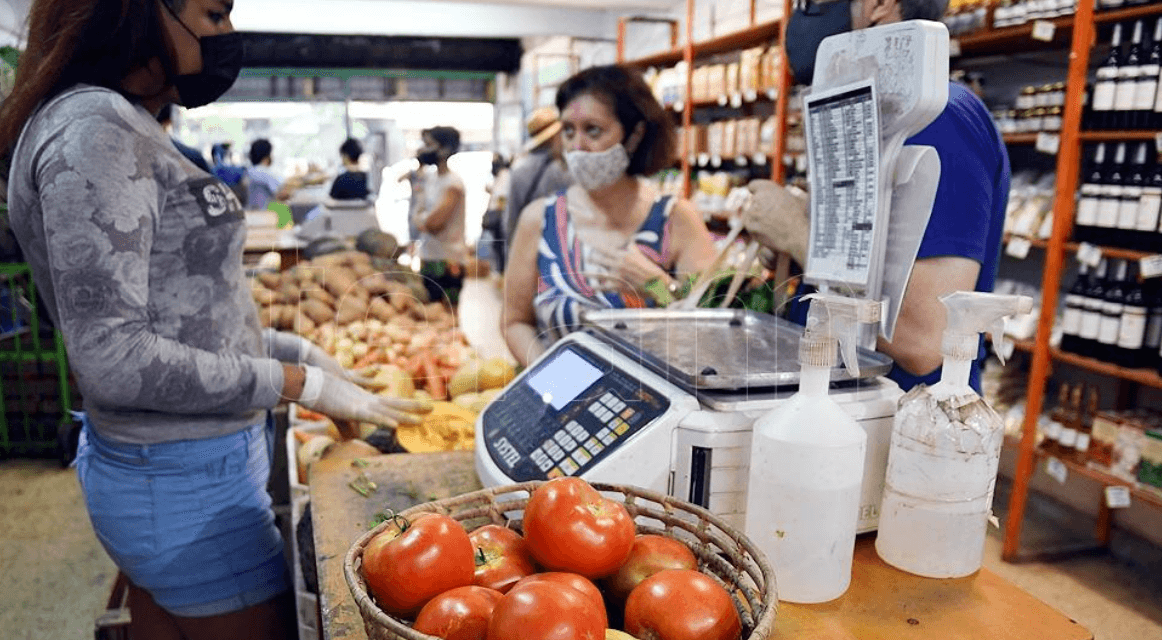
476, 21, 951, 533
476, 309, 900, 532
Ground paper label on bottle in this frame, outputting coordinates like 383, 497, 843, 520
1117, 308, 1148, 349
1097, 197, 1122, 228
1046, 457, 1069, 484
1135, 67, 1160, 110
1006, 236, 1033, 259
1093, 79, 1117, 112
1136, 191, 1162, 231
1115, 73, 1140, 111
1080, 309, 1102, 339
1076, 194, 1100, 225
1059, 427, 1079, 448
1077, 242, 1103, 267
1141, 254, 1162, 279
1118, 194, 1142, 230
1061, 303, 1083, 334
1032, 19, 1056, 41
1036, 132, 1060, 154
1146, 310, 1162, 348
1099, 312, 1122, 345
1076, 433, 1091, 453
1105, 486, 1132, 509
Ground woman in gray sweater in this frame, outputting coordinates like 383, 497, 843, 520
0, 1, 424, 638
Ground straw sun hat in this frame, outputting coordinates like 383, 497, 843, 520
524, 106, 562, 152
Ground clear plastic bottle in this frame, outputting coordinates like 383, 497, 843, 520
744, 293, 881, 603
876, 291, 1033, 578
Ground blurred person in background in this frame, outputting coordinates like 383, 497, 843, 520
502, 65, 717, 366
481, 152, 510, 273
245, 138, 300, 210
211, 141, 248, 203
329, 137, 371, 200
0, 0, 428, 637
411, 125, 467, 307
503, 106, 573, 267
156, 102, 210, 172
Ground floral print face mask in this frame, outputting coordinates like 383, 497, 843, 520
565, 143, 630, 191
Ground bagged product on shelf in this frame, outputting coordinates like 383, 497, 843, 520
1090, 410, 1121, 467
1138, 429, 1162, 489
1113, 418, 1148, 481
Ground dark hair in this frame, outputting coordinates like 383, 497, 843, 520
0, 0, 186, 153
555, 65, 675, 176
249, 139, 272, 166
900, 0, 949, 21
427, 126, 461, 154
340, 138, 363, 163
156, 102, 175, 125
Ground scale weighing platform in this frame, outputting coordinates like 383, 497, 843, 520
476, 309, 901, 532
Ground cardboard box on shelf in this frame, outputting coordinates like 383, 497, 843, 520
706, 64, 727, 101
722, 120, 738, 159
726, 62, 740, 97
707, 121, 725, 159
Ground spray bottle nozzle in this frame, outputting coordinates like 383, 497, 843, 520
939, 291, 1034, 365
802, 293, 882, 377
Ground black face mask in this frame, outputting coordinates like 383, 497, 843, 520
417, 150, 440, 165
160, 2, 244, 108
785, 1, 854, 86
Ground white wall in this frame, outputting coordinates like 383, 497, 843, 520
0, 0, 28, 48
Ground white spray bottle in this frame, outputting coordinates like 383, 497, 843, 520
875, 291, 1033, 578
744, 293, 881, 603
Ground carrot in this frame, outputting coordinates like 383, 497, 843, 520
422, 352, 447, 400
297, 407, 328, 422
353, 348, 383, 370
293, 429, 313, 444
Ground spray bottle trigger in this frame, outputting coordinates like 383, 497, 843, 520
989, 318, 1008, 365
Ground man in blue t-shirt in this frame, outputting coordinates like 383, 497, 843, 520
743, 0, 1009, 393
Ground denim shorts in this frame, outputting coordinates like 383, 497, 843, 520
74, 413, 290, 618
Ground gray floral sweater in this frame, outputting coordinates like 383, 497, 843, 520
7, 86, 284, 444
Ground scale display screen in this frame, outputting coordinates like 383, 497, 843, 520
480, 342, 670, 482
526, 350, 603, 410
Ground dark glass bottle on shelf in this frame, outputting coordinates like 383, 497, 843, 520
1098, 258, 1127, 359
1145, 277, 1162, 371
1115, 142, 1148, 249
1118, 261, 1149, 368
1139, 18, 1162, 130
1074, 143, 1107, 244
1090, 23, 1124, 130
1078, 258, 1109, 358
1113, 21, 1145, 131
1060, 262, 1090, 354
1136, 147, 1162, 251
1094, 142, 1128, 245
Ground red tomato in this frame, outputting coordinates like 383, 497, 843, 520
487, 580, 605, 640
603, 535, 699, 604
468, 524, 536, 593
522, 477, 635, 579
413, 586, 503, 640
511, 572, 607, 629
624, 569, 742, 640
362, 513, 475, 616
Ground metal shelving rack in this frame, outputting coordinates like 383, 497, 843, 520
616, 0, 793, 195
1000, 1, 1162, 561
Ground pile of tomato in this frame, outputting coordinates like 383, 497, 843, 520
359, 477, 744, 640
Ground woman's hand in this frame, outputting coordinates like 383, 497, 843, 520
586, 242, 669, 293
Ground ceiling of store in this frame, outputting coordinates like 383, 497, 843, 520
230, 0, 680, 39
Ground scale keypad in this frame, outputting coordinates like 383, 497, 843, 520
480, 342, 670, 482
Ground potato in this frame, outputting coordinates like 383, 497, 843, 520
361, 273, 392, 295
304, 286, 336, 308
294, 313, 316, 335
252, 287, 279, 306
321, 266, 360, 300
447, 359, 485, 398
257, 271, 282, 289
300, 298, 334, 325
278, 305, 297, 330
479, 358, 516, 390
372, 364, 414, 398
368, 297, 394, 322
335, 295, 369, 325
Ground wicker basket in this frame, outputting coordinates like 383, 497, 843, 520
344, 481, 778, 640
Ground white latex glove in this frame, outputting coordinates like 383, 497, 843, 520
265, 329, 371, 385
743, 180, 810, 267
297, 366, 429, 429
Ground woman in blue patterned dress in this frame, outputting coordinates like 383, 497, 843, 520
503, 65, 717, 366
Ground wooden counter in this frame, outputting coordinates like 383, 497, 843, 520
310, 451, 1092, 640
